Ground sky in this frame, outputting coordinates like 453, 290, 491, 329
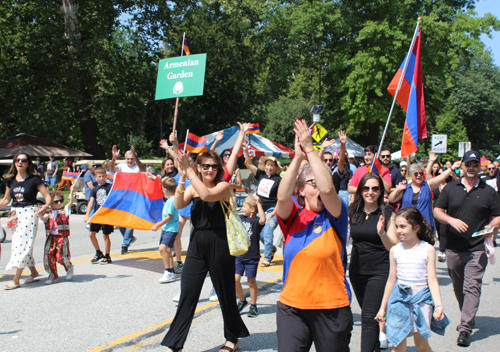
474, 0, 500, 65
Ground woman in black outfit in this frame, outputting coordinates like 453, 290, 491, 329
161, 150, 249, 352
348, 173, 398, 352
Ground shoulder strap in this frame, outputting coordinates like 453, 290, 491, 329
325, 211, 348, 273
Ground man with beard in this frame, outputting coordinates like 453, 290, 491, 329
378, 147, 403, 190
348, 145, 391, 194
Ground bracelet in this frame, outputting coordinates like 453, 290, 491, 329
304, 149, 315, 154
378, 231, 386, 237
434, 305, 444, 312
175, 188, 185, 194
189, 174, 196, 181
178, 181, 185, 185
239, 132, 245, 135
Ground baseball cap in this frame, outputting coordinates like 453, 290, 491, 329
463, 150, 480, 163
400, 161, 407, 167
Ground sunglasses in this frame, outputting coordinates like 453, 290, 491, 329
380, 155, 391, 159
465, 162, 479, 168
15, 158, 28, 163
305, 179, 318, 189
323, 158, 333, 162
400, 169, 407, 172
52, 200, 63, 204
222, 153, 230, 157
201, 163, 219, 171
413, 172, 424, 177
488, 167, 496, 170
362, 186, 380, 192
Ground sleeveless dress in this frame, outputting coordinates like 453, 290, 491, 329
161, 198, 249, 349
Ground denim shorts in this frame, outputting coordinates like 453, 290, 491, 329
45, 176, 57, 186
235, 257, 259, 278
160, 230, 178, 248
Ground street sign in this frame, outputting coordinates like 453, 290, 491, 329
313, 144, 322, 151
311, 123, 328, 143
432, 134, 447, 154
155, 54, 207, 100
458, 142, 471, 158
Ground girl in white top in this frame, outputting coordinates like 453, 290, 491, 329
376, 207, 445, 352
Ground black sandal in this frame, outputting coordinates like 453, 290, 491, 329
166, 347, 182, 352
270, 246, 277, 262
219, 340, 239, 352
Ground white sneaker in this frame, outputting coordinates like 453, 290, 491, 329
209, 287, 218, 302
437, 251, 446, 262
380, 331, 388, 349
44, 279, 56, 285
172, 293, 180, 302
66, 265, 74, 280
159, 271, 175, 283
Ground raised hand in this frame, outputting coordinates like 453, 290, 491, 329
130, 146, 137, 156
242, 140, 248, 152
294, 134, 305, 160
428, 151, 437, 163
112, 145, 120, 158
294, 119, 314, 153
338, 130, 347, 145
377, 215, 385, 235
215, 131, 224, 142
169, 131, 178, 145
452, 160, 461, 171
238, 122, 251, 134
176, 150, 191, 173
321, 138, 336, 150
159, 139, 169, 150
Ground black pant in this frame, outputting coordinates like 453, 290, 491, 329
349, 271, 388, 352
435, 219, 446, 252
161, 228, 249, 349
276, 301, 353, 352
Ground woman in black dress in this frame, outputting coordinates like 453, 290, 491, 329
0, 152, 51, 290
348, 173, 398, 351
161, 150, 249, 352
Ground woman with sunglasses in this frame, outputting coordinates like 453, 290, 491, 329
389, 152, 461, 232
0, 152, 51, 290
348, 173, 399, 351
161, 149, 249, 352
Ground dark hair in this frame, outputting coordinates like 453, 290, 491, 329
432, 162, 441, 176
348, 173, 385, 224
50, 190, 64, 201
189, 153, 198, 163
396, 207, 435, 245
161, 157, 177, 178
380, 147, 391, 154
197, 150, 224, 184
324, 151, 333, 157
3, 151, 38, 181
364, 145, 378, 154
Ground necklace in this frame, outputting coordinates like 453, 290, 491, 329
363, 207, 377, 220
17, 173, 28, 182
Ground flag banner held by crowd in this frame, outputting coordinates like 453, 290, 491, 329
61, 171, 81, 183
155, 53, 207, 100
185, 131, 208, 153
367, 157, 385, 175
388, 27, 427, 158
247, 123, 260, 134
90, 173, 163, 231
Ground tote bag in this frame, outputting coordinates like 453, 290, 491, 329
220, 200, 250, 256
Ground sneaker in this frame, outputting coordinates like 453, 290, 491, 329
130, 236, 137, 245
44, 278, 56, 285
437, 251, 446, 262
172, 293, 180, 302
209, 287, 218, 302
91, 252, 104, 264
121, 246, 128, 255
247, 305, 259, 318
66, 265, 74, 280
174, 262, 184, 274
237, 300, 248, 314
380, 331, 388, 349
100, 256, 112, 265
159, 271, 175, 283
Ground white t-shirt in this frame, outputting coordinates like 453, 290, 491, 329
43, 205, 71, 235
118, 163, 140, 173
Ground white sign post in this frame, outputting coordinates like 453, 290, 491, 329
432, 134, 447, 154
458, 142, 471, 158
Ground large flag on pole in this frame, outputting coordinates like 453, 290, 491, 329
90, 173, 163, 230
388, 27, 427, 158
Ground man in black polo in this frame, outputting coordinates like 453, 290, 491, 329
378, 147, 403, 190
434, 150, 500, 347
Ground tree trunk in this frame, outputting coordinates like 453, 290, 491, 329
367, 120, 381, 147
61, 0, 105, 158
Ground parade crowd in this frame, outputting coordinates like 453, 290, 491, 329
1, 121, 499, 352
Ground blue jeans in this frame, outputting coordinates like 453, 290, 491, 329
339, 189, 349, 207
259, 207, 277, 261
119, 227, 134, 247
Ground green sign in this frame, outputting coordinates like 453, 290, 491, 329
155, 54, 207, 100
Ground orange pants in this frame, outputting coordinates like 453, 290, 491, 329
57, 179, 73, 190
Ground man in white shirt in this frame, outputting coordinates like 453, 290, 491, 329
110, 145, 145, 254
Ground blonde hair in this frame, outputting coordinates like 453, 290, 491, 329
243, 196, 257, 213
162, 177, 177, 194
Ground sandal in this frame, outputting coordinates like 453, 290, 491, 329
260, 260, 271, 267
270, 246, 278, 262
4, 282, 21, 290
219, 340, 239, 352
24, 275, 40, 284
166, 348, 182, 352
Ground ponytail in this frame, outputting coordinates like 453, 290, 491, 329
396, 207, 435, 245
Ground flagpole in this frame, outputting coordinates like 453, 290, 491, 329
184, 129, 189, 152
373, 18, 422, 167
172, 33, 186, 133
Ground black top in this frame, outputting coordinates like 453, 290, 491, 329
7, 174, 43, 207
349, 206, 393, 275
412, 191, 419, 207
90, 183, 112, 212
388, 164, 404, 188
333, 166, 352, 191
162, 169, 179, 179
255, 169, 281, 211
239, 215, 264, 260
435, 179, 500, 252
191, 197, 227, 230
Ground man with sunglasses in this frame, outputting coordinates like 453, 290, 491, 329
434, 150, 500, 347
481, 162, 500, 193
348, 145, 392, 195
379, 147, 403, 190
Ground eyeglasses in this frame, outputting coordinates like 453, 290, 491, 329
413, 172, 424, 177
15, 158, 28, 163
488, 167, 496, 170
52, 200, 63, 204
362, 186, 380, 192
201, 163, 219, 171
305, 179, 318, 189
323, 158, 333, 162
222, 153, 230, 157
400, 169, 407, 172
465, 162, 480, 168
380, 155, 391, 159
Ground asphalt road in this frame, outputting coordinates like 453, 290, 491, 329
1, 215, 499, 351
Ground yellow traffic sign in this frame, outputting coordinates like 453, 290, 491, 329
311, 123, 327, 142
313, 144, 322, 151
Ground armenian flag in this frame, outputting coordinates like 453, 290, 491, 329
480, 156, 491, 166
387, 27, 427, 158
367, 157, 385, 175
90, 173, 163, 230
247, 123, 260, 134
183, 35, 190, 56
61, 171, 81, 183
185, 132, 208, 153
